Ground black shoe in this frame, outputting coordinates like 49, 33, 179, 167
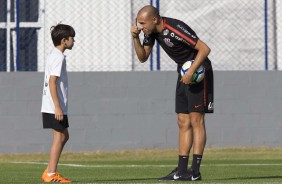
158, 167, 178, 181
189, 172, 201, 181
186, 168, 202, 181
159, 167, 202, 181
174, 169, 201, 181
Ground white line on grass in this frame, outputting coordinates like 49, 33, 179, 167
10, 162, 282, 167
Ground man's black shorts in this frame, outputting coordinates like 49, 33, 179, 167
175, 68, 214, 114
42, 113, 69, 130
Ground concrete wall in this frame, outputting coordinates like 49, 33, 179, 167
0, 71, 281, 153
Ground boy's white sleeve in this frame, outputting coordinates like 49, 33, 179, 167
50, 55, 64, 77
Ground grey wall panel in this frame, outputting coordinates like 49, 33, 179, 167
0, 71, 280, 153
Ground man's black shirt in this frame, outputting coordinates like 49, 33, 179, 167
143, 17, 212, 71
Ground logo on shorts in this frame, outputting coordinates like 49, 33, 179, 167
194, 104, 202, 108
208, 102, 214, 110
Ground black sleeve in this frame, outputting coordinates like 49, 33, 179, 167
143, 34, 155, 46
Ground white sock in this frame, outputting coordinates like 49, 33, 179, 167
47, 172, 56, 176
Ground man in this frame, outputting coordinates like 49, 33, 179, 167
130, 5, 214, 181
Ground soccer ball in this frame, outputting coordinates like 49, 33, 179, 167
180, 60, 205, 84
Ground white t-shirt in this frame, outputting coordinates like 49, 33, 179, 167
41, 47, 68, 115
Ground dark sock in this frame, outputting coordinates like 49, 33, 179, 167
177, 155, 188, 174
191, 154, 202, 175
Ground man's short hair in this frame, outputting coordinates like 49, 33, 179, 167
50, 24, 75, 46
138, 5, 160, 18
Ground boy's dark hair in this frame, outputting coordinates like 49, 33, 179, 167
50, 24, 75, 46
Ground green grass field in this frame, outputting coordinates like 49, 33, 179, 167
1, 148, 282, 183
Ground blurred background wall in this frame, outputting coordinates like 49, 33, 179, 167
0, 71, 281, 153
0, 0, 281, 72
0, 1, 281, 153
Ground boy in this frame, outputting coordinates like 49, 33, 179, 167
41, 24, 75, 183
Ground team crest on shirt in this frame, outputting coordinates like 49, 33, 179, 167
163, 29, 169, 36
163, 38, 174, 47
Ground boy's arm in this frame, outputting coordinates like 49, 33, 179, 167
49, 76, 64, 121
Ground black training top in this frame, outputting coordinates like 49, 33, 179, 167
143, 17, 212, 71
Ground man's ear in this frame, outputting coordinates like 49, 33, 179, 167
153, 17, 157, 24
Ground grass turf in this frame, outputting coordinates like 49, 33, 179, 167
0, 148, 282, 183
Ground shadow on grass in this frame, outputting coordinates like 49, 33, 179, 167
84, 177, 159, 183
218, 175, 282, 181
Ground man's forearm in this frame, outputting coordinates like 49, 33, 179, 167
133, 38, 147, 62
189, 40, 211, 74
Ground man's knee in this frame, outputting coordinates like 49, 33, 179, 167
177, 113, 190, 129
190, 112, 205, 128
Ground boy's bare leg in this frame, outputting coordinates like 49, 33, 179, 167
47, 128, 69, 173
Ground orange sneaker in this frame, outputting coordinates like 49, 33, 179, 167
41, 169, 48, 180
42, 170, 71, 183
